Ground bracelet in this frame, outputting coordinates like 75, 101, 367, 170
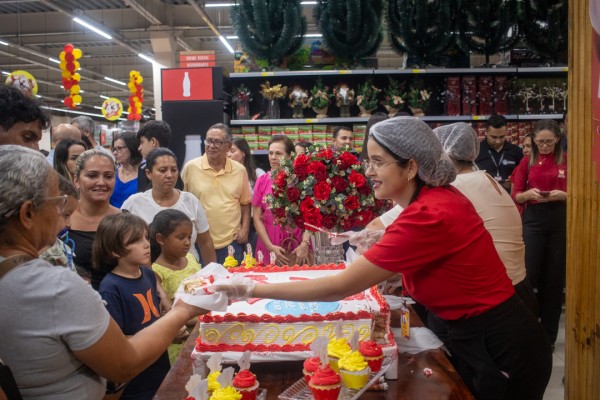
300, 240, 310, 246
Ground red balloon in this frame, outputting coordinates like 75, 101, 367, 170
71, 79, 79, 85
66, 63, 75, 73
63, 82, 73, 90
64, 44, 74, 53
64, 97, 73, 107
65, 53, 74, 62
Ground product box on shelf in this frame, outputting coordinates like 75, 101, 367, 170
242, 126, 257, 136
298, 125, 313, 142
478, 76, 494, 116
445, 76, 462, 116
493, 76, 510, 115
271, 126, 286, 136
474, 122, 487, 140
231, 127, 243, 138
462, 76, 477, 116
312, 125, 328, 142
285, 125, 300, 141
257, 126, 272, 136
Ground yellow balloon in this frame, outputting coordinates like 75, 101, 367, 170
73, 95, 82, 103
71, 85, 80, 94
73, 61, 80, 71
59, 52, 66, 61
59, 61, 67, 71
132, 96, 138, 102
137, 76, 143, 84
73, 48, 82, 59
61, 71, 71, 78
129, 71, 136, 78
72, 73, 81, 81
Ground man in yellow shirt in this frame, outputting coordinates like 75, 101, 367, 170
181, 123, 252, 263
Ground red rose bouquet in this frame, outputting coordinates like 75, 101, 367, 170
266, 146, 390, 232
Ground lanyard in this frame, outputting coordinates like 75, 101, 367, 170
488, 149, 505, 179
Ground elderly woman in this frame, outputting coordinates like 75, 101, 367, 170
0, 145, 206, 399
69, 149, 121, 289
217, 118, 552, 400
122, 148, 216, 264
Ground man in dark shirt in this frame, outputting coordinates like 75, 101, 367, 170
475, 114, 523, 192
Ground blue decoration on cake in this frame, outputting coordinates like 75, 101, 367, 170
265, 300, 341, 317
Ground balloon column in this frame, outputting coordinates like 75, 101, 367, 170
127, 70, 143, 121
59, 44, 82, 109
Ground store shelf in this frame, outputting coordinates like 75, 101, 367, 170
231, 117, 369, 125
229, 69, 373, 78
374, 67, 518, 75
517, 67, 568, 73
517, 113, 564, 120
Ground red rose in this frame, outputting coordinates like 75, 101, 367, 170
286, 187, 301, 202
349, 170, 367, 188
294, 164, 308, 180
337, 152, 358, 170
314, 168, 328, 182
358, 183, 371, 195
331, 176, 348, 192
317, 148, 334, 160
308, 161, 326, 174
273, 207, 286, 219
275, 170, 287, 188
341, 216, 356, 231
344, 195, 359, 210
313, 181, 332, 201
294, 153, 310, 167
322, 214, 338, 229
300, 197, 315, 214
304, 208, 323, 228
357, 210, 373, 226
294, 215, 305, 229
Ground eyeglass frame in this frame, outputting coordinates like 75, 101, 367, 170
112, 145, 129, 153
204, 139, 230, 148
3, 194, 69, 218
362, 159, 400, 173
534, 138, 557, 147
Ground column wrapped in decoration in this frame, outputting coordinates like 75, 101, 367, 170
128, 71, 143, 121
59, 44, 82, 109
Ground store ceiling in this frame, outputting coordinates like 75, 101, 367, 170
0, 1, 400, 118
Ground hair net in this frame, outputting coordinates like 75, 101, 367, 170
370, 117, 456, 186
433, 122, 480, 162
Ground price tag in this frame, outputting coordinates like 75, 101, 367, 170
260, 72, 274, 77
472, 115, 486, 121
412, 69, 426, 74
305, 119, 318, 123
339, 70, 352, 74
561, 67, 568, 72
400, 306, 410, 339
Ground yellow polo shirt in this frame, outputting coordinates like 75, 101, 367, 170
182, 154, 252, 249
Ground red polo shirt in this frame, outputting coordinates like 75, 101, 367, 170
512, 153, 567, 205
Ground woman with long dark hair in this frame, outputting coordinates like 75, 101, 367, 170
110, 132, 143, 208
53, 138, 86, 183
228, 137, 265, 193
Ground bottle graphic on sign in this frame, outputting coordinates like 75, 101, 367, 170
183, 72, 191, 97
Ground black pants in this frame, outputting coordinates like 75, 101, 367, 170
523, 202, 566, 344
446, 295, 553, 400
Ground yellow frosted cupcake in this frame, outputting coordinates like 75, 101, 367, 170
209, 385, 242, 400
207, 370, 221, 393
327, 337, 351, 373
338, 350, 370, 389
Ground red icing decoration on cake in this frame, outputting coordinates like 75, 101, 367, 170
227, 263, 346, 273
199, 310, 372, 323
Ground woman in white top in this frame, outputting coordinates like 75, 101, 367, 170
122, 148, 216, 264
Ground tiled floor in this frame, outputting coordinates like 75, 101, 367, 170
543, 311, 565, 400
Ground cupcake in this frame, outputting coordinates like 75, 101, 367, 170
209, 386, 242, 400
303, 356, 320, 384
327, 337, 351, 373
232, 370, 259, 400
338, 351, 370, 390
359, 340, 384, 372
207, 371, 221, 393
308, 365, 341, 400
223, 256, 238, 269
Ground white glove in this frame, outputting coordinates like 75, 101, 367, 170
348, 229, 384, 254
211, 275, 255, 302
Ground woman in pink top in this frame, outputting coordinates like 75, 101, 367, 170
253, 135, 312, 265
512, 119, 567, 346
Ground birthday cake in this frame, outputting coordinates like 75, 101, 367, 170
193, 263, 395, 364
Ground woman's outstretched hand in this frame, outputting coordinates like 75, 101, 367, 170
349, 229, 384, 254
211, 282, 256, 302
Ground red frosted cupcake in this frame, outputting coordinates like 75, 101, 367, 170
359, 340, 384, 372
232, 369, 259, 400
303, 356, 321, 384
308, 364, 341, 400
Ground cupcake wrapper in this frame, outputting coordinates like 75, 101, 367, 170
234, 381, 259, 400
302, 369, 313, 384
340, 367, 370, 390
363, 355, 384, 372
308, 382, 341, 400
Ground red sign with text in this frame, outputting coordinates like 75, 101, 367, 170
161, 68, 213, 102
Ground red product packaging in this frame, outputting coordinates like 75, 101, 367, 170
474, 122, 487, 141
493, 76, 510, 115
478, 76, 494, 116
461, 76, 477, 115
445, 76, 461, 116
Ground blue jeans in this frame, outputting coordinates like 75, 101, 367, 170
214, 241, 244, 265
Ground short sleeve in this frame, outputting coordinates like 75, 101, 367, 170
191, 195, 210, 233
240, 170, 252, 206
121, 194, 133, 211
181, 162, 190, 191
152, 263, 168, 282
511, 157, 530, 200
252, 174, 269, 208
54, 271, 111, 351
379, 205, 403, 228
100, 286, 126, 331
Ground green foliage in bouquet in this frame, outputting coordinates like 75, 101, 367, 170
356, 77, 382, 111
382, 77, 406, 109
231, 0, 307, 67
387, 0, 455, 67
308, 78, 334, 109
519, 0, 567, 64
265, 146, 390, 232
406, 79, 432, 111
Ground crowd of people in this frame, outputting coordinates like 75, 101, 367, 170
0, 82, 568, 400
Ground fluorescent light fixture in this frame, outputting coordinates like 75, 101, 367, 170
94, 106, 102, 110
79, 90, 84, 93
1, 71, 9, 76
138, 53, 164, 68
99, 95, 110, 100
104, 76, 126, 86
35, 95, 42, 98
151, 108, 156, 111
301, 1, 318, 4
219, 35, 235, 54
205, 2, 234, 6
48, 57, 60, 64
0, 40, 9, 46
305, 33, 323, 38
42, 106, 127, 121
226, 35, 239, 40
73, 17, 113, 40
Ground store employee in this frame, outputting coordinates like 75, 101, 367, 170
475, 114, 523, 192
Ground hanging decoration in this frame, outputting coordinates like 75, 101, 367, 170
5, 70, 38, 97
59, 44, 82, 109
127, 70, 143, 121
101, 98, 124, 121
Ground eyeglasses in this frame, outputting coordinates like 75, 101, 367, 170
204, 139, 229, 148
45, 195, 69, 214
534, 139, 556, 146
112, 146, 128, 153
362, 159, 399, 172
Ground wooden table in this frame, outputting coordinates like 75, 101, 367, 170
155, 311, 474, 400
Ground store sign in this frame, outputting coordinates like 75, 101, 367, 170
161, 68, 213, 101
591, 0, 600, 181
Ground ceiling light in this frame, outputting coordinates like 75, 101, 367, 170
104, 76, 126, 86
205, 3, 234, 6
305, 33, 323, 38
138, 53, 164, 67
48, 57, 60, 64
1, 71, 9, 76
99, 95, 110, 100
301, 1, 318, 4
42, 106, 127, 121
73, 17, 113, 40
226, 35, 238, 40
0, 40, 9, 46
219, 35, 235, 54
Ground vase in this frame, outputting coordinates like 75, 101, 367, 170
312, 106, 328, 119
235, 97, 250, 119
267, 99, 281, 119
358, 105, 375, 118
312, 231, 345, 265
384, 105, 400, 117
409, 106, 425, 117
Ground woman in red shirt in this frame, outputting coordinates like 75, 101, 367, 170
217, 117, 552, 400
512, 119, 567, 347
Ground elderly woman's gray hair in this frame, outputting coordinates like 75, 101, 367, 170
0, 145, 53, 227
433, 122, 480, 163
74, 148, 116, 178
370, 117, 456, 186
